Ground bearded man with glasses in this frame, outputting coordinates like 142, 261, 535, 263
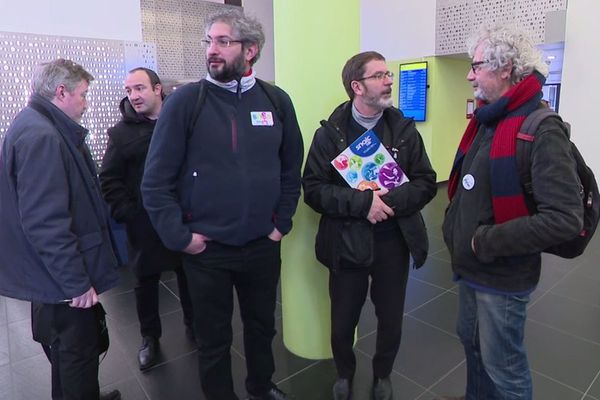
141, 9, 303, 400
303, 51, 437, 400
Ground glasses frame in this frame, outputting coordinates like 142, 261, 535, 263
201, 38, 244, 48
355, 71, 395, 82
470, 60, 489, 74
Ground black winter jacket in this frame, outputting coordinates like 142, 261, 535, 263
0, 94, 120, 303
442, 117, 583, 292
303, 102, 437, 269
99, 98, 181, 276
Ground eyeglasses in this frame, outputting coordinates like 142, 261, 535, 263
356, 71, 394, 82
200, 38, 243, 48
470, 60, 489, 74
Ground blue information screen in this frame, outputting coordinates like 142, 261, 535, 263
398, 62, 428, 122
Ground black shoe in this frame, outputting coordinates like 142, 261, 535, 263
99, 389, 121, 400
138, 336, 159, 371
333, 378, 352, 400
372, 376, 393, 400
246, 386, 290, 400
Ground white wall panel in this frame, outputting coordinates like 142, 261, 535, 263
560, 0, 600, 174
0, 0, 143, 41
361, 0, 436, 59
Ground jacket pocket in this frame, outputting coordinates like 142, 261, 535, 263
338, 220, 374, 268
315, 217, 374, 269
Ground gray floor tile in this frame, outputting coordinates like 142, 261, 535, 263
532, 370, 596, 400
0, 297, 7, 328
410, 256, 455, 290
404, 278, 446, 313
0, 364, 13, 400
550, 271, 600, 307
408, 291, 458, 337
7, 319, 44, 364
427, 360, 466, 398
587, 373, 600, 399
4, 298, 29, 325
11, 353, 51, 400
528, 292, 600, 344
0, 324, 8, 367
526, 319, 600, 392
356, 316, 464, 388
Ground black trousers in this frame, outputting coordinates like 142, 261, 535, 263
33, 303, 100, 400
183, 237, 281, 400
329, 227, 410, 380
135, 266, 193, 338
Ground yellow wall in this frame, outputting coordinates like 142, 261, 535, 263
274, 0, 360, 359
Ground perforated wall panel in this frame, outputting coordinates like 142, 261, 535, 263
141, 0, 239, 81
0, 32, 156, 165
436, 0, 567, 55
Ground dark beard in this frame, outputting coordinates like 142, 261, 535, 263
207, 52, 247, 82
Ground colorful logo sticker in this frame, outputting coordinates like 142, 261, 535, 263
357, 180, 380, 191
361, 161, 379, 181
350, 130, 379, 157
349, 155, 363, 170
374, 153, 386, 165
346, 170, 358, 184
379, 162, 405, 189
333, 154, 349, 170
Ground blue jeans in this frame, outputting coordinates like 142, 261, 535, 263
457, 282, 532, 400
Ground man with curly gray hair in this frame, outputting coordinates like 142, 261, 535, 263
142, 8, 303, 400
438, 24, 583, 400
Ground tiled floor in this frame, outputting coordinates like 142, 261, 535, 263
2, 185, 600, 399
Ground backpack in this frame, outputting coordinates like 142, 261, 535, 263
516, 108, 600, 259
189, 78, 285, 135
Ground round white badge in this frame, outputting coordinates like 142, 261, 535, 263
462, 174, 475, 190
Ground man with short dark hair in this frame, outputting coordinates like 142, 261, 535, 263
100, 67, 194, 371
439, 23, 584, 400
0, 58, 121, 400
141, 9, 303, 400
303, 51, 436, 400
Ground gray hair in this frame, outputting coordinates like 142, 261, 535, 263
205, 9, 265, 66
467, 23, 549, 84
31, 59, 94, 100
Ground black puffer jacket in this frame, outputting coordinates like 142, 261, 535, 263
303, 102, 437, 270
100, 98, 181, 276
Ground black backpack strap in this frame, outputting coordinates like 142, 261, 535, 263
188, 79, 208, 138
516, 108, 562, 210
256, 78, 285, 122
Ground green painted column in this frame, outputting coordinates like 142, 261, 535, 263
273, 0, 360, 359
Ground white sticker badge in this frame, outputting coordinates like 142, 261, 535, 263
251, 111, 274, 126
462, 174, 475, 190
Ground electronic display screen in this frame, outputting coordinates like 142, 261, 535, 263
398, 62, 428, 122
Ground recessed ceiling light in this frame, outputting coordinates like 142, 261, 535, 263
547, 55, 556, 60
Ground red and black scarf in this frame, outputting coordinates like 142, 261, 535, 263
448, 71, 545, 224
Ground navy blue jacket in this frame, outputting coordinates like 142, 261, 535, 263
142, 79, 303, 250
0, 94, 120, 303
